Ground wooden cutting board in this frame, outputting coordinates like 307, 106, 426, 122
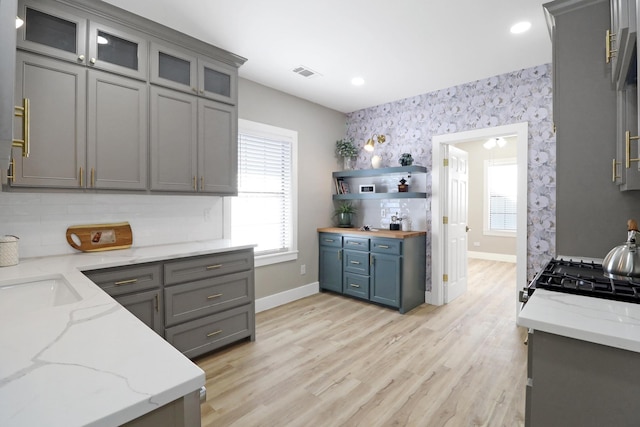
66, 222, 133, 252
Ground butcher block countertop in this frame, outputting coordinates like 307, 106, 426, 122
318, 227, 426, 239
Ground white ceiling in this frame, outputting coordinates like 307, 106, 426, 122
103, 0, 553, 113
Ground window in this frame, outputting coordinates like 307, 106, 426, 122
484, 159, 517, 236
231, 119, 298, 266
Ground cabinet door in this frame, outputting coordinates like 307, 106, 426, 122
198, 58, 237, 105
0, 0, 17, 169
87, 20, 148, 81
87, 70, 148, 190
150, 86, 198, 192
116, 289, 163, 336
319, 246, 343, 293
370, 253, 401, 308
12, 52, 86, 188
17, 0, 87, 65
616, 86, 640, 189
198, 99, 237, 194
150, 42, 198, 94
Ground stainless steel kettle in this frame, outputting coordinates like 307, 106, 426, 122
603, 219, 640, 279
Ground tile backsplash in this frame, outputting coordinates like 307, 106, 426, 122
0, 192, 224, 258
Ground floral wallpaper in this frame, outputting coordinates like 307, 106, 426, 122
345, 64, 555, 289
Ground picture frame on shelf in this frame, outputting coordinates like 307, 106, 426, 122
359, 184, 375, 193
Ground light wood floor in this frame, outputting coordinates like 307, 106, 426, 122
196, 259, 527, 427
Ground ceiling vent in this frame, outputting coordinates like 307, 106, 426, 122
292, 65, 322, 78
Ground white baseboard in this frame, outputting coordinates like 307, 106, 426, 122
468, 251, 516, 263
255, 281, 319, 313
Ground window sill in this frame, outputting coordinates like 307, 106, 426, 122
255, 250, 299, 267
483, 230, 517, 238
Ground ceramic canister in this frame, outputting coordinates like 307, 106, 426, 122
0, 235, 19, 267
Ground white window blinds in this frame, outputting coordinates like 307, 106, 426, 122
232, 125, 294, 256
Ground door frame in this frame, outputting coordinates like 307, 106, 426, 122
429, 122, 528, 313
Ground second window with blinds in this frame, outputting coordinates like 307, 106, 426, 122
484, 158, 517, 236
231, 119, 298, 266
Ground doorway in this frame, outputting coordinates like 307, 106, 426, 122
430, 122, 528, 316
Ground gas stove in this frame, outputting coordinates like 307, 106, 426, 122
521, 258, 640, 304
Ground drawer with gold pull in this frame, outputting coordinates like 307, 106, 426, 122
164, 249, 253, 286
83, 263, 162, 297
165, 305, 253, 359
164, 271, 253, 326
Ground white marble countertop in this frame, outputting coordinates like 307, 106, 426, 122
0, 239, 255, 427
517, 289, 640, 353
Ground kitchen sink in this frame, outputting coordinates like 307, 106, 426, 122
0, 275, 81, 315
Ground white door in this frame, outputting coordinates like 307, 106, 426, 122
444, 145, 469, 303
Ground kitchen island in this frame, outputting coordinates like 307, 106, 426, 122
0, 240, 254, 427
517, 290, 640, 426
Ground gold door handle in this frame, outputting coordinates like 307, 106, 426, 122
13, 98, 30, 158
90, 168, 95, 187
625, 131, 640, 168
7, 158, 15, 182
79, 167, 84, 187
606, 29, 617, 63
613, 158, 622, 182
207, 293, 223, 300
207, 330, 223, 337
114, 278, 137, 286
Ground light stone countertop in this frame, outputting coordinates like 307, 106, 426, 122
517, 289, 640, 353
0, 239, 256, 427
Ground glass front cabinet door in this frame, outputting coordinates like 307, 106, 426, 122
17, 0, 148, 80
151, 42, 237, 105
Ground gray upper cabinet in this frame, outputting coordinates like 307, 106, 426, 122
87, 70, 148, 190
199, 99, 237, 194
150, 86, 198, 192
1, 0, 18, 170
17, 0, 148, 80
11, 51, 86, 188
150, 86, 237, 194
608, 0, 637, 88
151, 42, 238, 105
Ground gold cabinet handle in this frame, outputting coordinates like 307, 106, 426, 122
206, 264, 223, 270
350, 260, 361, 265
193, 176, 196, 190
324, 239, 334, 243
7, 158, 15, 182
154, 294, 159, 312
207, 330, 222, 337
114, 278, 137, 286
349, 283, 360, 288
613, 158, 621, 182
207, 293, 223, 300
90, 57, 96, 65
200, 176, 204, 191
606, 30, 617, 64
348, 241, 360, 246
12, 98, 30, 158
78, 54, 85, 62
378, 245, 390, 249
625, 131, 640, 168
370, 254, 374, 265
79, 167, 84, 187
90, 168, 95, 187
338, 250, 342, 261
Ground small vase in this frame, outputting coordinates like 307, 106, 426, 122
337, 213, 352, 227
343, 157, 355, 170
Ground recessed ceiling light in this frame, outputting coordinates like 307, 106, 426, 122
351, 77, 365, 86
510, 21, 531, 34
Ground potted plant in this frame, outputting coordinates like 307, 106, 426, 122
334, 201, 357, 227
335, 138, 358, 170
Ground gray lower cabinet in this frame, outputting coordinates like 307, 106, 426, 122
318, 231, 425, 314
163, 250, 255, 358
150, 86, 237, 194
526, 330, 640, 426
83, 248, 256, 358
83, 263, 164, 336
